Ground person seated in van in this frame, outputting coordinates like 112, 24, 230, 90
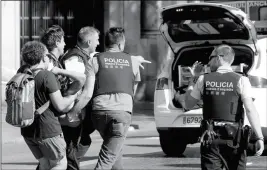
172, 62, 204, 110
20, 41, 82, 170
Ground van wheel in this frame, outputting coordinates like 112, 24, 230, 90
159, 131, 187, 157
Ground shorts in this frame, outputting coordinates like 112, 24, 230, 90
24, 133, 66, 160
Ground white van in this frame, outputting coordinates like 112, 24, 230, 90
154, 2, 267, 156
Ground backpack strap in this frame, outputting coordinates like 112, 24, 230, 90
31, 68, 43, 77
35, 101, 50, 115
31, 68, 50, 115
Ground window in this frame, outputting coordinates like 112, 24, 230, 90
259, 6, 267, 20
141, 0, 187, 37
20, 1, 74, 47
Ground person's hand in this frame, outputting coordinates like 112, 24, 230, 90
174, 91, 186, 108
133, 55, 151, 69
59, 114, 66, 119
51, 66, 62, 75
188, 61, 204, 77
67, 111, 79, 121
254, 139, 264, 156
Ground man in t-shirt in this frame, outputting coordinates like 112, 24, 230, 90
76, 27, 143, 169
41, 25, 88, 170
20, 41, 83, 170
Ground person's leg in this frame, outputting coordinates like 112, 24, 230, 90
39, 133, 67, 170
76, 111, 95, 160
38, 157, 50, 170
24, 137, 49, 169
92, 111, 131, 170
227, 148, 247, 170
62, 125, 82, 170
201, 143, 224, 170
76, 135, 91, 160
111, 149, 123, 170
49, 155, 68, 170
236, 150, 247, 170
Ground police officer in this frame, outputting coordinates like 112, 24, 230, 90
174, 44, 264, 170
71, 27, 140, 170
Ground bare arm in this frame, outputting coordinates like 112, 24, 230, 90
133, 82, 139, 96
51, 67, 86, 95
243, 97, 264, 156
49, 90, 78, 114
132, 55, 151, 69
67, 75, 95, 115
243, 98, 263, 139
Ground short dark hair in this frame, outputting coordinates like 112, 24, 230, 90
105, 27, 125, 47
41, 25, 64, 51
77, 26, 100, 44
21, 41, 47, 66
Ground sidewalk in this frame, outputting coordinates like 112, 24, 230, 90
1, 101, 155, 144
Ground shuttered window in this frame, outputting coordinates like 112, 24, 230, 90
20, 0, 74, 47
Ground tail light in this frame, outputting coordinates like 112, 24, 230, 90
156, 77, 169, 90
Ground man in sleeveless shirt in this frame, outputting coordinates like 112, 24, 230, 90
59, 26, 100, 169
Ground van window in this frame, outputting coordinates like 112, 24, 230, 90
162, 6, 249, 43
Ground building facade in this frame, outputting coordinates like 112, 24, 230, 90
1, 0, 266, 103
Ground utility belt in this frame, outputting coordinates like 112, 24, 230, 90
199, 119, 252, 150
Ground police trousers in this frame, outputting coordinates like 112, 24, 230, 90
201, 139, 247, 170
91, 110, 131, 170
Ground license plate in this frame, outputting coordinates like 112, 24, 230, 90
183, 116, 203, 125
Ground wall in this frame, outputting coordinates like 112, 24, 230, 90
103, 1, 187, 102
1, 1, 20, 104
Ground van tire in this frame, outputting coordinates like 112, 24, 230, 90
159, 130, 187, 157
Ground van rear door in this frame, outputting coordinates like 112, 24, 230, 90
159, 3, 257, 53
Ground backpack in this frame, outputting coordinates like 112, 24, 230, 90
5, 65, 50, 127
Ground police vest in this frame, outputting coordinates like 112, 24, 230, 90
58, 47, 91, 96
93, 52, 134, 97
203, 72, 244, 122
59, 46, 89, 70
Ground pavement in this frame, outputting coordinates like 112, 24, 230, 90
1, 101, 156, 144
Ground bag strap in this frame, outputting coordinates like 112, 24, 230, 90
32, 68, 50, 115
35, 101, 50, 115
31, 68, 43, 77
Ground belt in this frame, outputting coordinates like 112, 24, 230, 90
213, 121, 238, 127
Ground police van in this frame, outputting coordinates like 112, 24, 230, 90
154, 2, 267, 156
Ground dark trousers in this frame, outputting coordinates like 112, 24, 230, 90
91, 110, 132, 170
62, 112, 95, 170
201, 139, 247, 170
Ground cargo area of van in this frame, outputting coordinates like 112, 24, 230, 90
171, 45, 254, 98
